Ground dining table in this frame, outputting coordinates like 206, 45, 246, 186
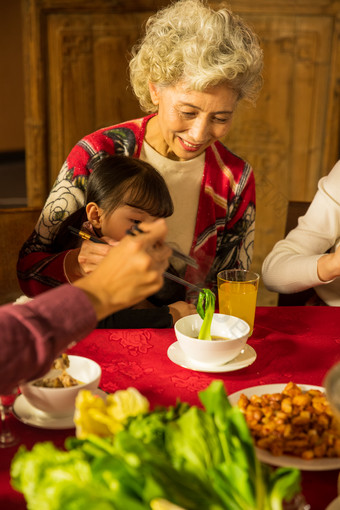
1, 305, 340, 510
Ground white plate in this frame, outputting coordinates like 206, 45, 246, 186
13, 388, 107, 430
326, 497, 340, 510
228, 383, 340, 471
167, 342, 256, 373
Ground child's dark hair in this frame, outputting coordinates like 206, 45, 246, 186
51, 154, 173, 252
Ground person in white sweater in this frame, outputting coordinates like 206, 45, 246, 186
262, 160, 340, 306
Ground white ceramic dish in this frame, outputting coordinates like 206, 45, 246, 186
167, 342, 256, 372
228, 383, 340, 471
13, 389, 107, 430
20, 355, 101, 416
326, 497, 340, 510
174, 313, 250, 366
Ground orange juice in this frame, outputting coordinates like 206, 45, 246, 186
217, 270, 259, 333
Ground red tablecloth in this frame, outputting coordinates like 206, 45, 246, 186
1, 306, 340, 509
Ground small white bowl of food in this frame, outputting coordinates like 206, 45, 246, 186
174, 313, 250, 367
19, 354, 101, 416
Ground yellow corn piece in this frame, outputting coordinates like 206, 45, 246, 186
74, 387, 150, 439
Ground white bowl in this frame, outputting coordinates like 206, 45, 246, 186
20, 355, 101, 416
174, 313, 250, 367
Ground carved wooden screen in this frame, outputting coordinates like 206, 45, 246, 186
22, 0, 340, 305
221, 4, 340, 303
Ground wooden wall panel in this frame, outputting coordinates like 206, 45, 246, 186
48, 16, 96, 182
0, 1, 25, 151
218, 10, 340, 303
92, 14, 147, 127
47, 12, 150, 183
22, 0, 340, 305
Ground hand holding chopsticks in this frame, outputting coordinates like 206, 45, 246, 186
68, 225, 202, 294
68, 225, 199, 270
126, 224, 205, 294
127, 223, 198, 269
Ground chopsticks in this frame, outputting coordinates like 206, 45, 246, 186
68, 225, 199, 269
163, 271, 203, 294
128, 223, 198, 269
68, 225, 202, 293
68, 226, 106, 244
166, 246, 198, 269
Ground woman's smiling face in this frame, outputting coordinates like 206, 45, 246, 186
146, 81, 238, 161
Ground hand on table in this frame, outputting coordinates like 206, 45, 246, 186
317, 245, 340, 282
168, 301, 197, 325
130, 298, 197, 325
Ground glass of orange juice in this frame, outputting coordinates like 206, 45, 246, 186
217, 269, 260, 334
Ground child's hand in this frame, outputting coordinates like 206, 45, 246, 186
131, 299, 156, 310
77, 239, 112, 276
317, 245, 340, 282
64, 236, 119, 282
168, 301, 197, 325
74, 219, 171, 319
75, 235, 118, 278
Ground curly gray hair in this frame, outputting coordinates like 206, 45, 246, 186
129, 0, 263, 113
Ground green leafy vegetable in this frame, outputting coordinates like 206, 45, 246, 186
196, 288, 216, 340
11, 381, 301, 510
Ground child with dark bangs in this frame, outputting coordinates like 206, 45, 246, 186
52, 154, 196, 328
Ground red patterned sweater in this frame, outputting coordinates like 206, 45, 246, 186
17, 114, 255, 301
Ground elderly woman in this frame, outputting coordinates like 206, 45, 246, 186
18, 0, 263, 307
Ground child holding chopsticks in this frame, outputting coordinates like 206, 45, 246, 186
51, 154, 196, 327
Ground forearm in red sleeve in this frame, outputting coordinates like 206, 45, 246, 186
17, 250, 70, 297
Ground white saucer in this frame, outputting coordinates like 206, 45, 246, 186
13, 388, 107, 430
167, 342, 256, 372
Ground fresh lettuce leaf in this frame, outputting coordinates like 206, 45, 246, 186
126, 401, 189, 450
165, 406, 224, 479
112, 432, 224, 510
11, 382, 301, 510
11, 442, 115, 510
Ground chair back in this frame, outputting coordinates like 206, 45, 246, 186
278, 201, 313, 306
0, 207, 40, 304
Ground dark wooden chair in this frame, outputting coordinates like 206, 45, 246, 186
0, 207, 40, 304
278, 201, 314, 306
